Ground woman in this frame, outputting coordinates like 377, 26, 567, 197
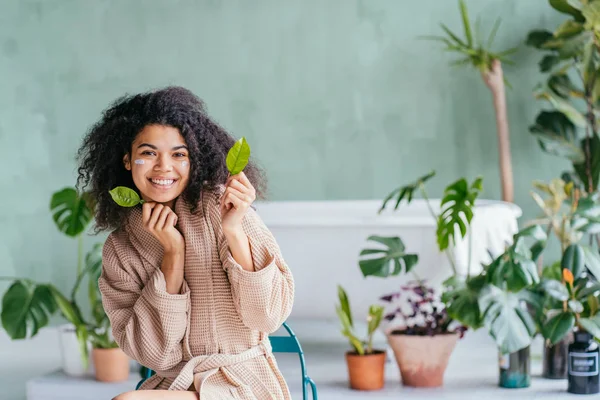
76, 86, 294, 399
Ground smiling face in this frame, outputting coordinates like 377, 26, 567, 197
123, 124, 190, 209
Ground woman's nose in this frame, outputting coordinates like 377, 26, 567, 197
155, 155, 173, 171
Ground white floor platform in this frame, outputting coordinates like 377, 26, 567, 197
0, 324, 586, 400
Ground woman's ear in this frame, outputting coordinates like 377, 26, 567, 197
123, 153, 131, 171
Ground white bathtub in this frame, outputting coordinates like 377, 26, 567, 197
254, 199, 522, 321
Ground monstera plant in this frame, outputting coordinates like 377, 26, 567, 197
527, 0, 600, 193
0, 187, 106, 367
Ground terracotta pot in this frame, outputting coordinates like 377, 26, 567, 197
92, 347, 130, 382
345, 350, 386, 390
387, 333, 459, 387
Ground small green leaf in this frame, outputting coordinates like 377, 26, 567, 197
379, 171, 435, 213
543, 279, 569, 301
108, 186, 143, 207
226, 137, 251, 175
579, 315, 600, 339
542, 312, 575, 344
337, 285, 353, 328
562, 244, 585, 279
539, 55, 561, 73
529, 111, 584, 163
549, 0, 585, 21
459, 0, 473, 47
555, 20, 584, 38
568, 299, 584, 313
526, 30, 554, 48
582, 245, 600, 281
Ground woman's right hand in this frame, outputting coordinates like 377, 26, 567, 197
142, 202, 184, 254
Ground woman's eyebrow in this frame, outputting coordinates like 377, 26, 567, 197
172, 145, 188, 151
137, 143, 157, 150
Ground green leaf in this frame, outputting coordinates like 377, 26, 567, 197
562, 244, 585, 278
458, 0, 473, 47
479, 286, 538, 354
443, 280, 483, 329
529, 111, 585, 163
542, 92, 587, 127
579, 314, 600, 339
1, 282, 57, 339
582, 1, 600, 31
569, 299, 584, 313
436, 176, 483, 251
548, 74, 583, 99
50, 187, 94, 237
526, 30, 554, 48
542, 312, 575, 344
582, 245, 600, 281
108, 186, 143, 207
543, 279, 570, 301
379, 171, 436, 213
574, 134, 600, 193
542, 261, 563, 281
589, 295, 599, 316
75, 324, 89, 369
549, 0, 585, 21
367, 305, 384, 336
577, 282, 600, 298
359, 235, 419, 278
557, 31, 593, 59
226, 137, 251, 175
337, 285, 353, 328
50, 288, 84, 326
555, 20, 585, 38
539, 55, 561, 73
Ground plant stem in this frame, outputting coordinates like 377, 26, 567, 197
467, 226, 473, 279
585, 93, 595, 192
486, 63, 514, 203
420, 186, 458, 275
77, 235, 83, 278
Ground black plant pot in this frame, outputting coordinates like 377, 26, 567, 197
568, 331, 600, 395
543, 334, 572, 379
499, 346, 530, 388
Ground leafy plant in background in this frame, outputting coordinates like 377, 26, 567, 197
369, 171, 551, 353
524, 178, 600, 345
526, 0, 600, 193
335, 285, 384, 355
425, 0, 517, 202
0, 187, 109, 366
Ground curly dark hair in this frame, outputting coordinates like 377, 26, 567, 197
76, 86, 267, 233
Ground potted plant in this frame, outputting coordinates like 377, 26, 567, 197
335, 285, 385, 391
0, 187, 105, 376
425, 0, 518, 202
369, 172, 548, 388
380, 280, 465, 387
524, 178, 600, 381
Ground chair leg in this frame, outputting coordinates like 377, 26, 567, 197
306, 377, 317, 400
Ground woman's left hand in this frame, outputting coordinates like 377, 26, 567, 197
220, 171, 256, 234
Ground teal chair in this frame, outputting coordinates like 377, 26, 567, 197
136, 322, 318, 400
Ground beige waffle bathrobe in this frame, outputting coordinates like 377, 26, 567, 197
99, 186, 295, 399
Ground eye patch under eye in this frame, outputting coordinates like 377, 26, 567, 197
134, 159, 145, 165
181, 161, 189, 167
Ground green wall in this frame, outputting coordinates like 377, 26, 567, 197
0, 1, 567, 305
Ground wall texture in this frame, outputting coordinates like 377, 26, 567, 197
0, 1, 566, 309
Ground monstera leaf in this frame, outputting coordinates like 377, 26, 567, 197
442, 274, 486, 329
1, 281, 57, 339
50, 187, 94, 237
479, 285, 540, 354
436, 177, 483, 251
359, 236, 418, 278
486, 225, 547, 292
378, 171, 435, 213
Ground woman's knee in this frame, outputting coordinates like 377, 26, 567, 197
112, 391, 138, 400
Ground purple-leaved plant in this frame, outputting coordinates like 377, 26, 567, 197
381, 280, 466, 337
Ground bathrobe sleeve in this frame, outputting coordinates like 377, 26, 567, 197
98, 234, 190, 371
208, 187, 295, 333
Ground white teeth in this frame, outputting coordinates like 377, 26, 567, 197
151, 179, 174, 186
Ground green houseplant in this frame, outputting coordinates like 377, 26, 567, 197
366, 172, 549, 388
0, 187, 107, 376
359, 172, 481, 387
526, 178, 600, 382
526, 0, 600, 194
426, 0, 518, 202
335, 285, 385, 391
